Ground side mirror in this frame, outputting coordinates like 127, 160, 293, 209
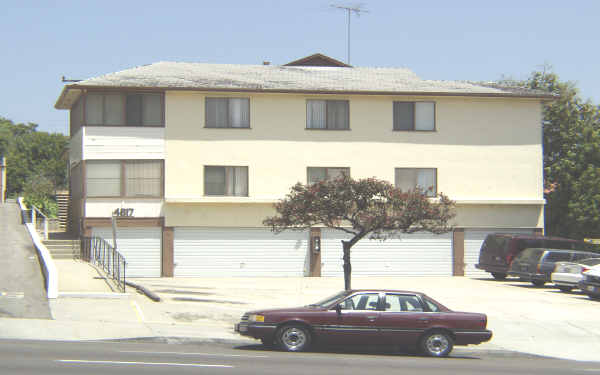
335, 304, 342, 315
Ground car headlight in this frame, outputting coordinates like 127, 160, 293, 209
248, 314, 265, 322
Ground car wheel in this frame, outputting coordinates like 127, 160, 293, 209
277, 324, 311, 352
491, 272, 507, 280
532, 280, 545, 287
558, 286, 573, 293
419, 330, 454, 357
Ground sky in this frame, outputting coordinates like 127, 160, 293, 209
2, 0, 599, 134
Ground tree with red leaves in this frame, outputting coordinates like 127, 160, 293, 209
264, 175, 456, 290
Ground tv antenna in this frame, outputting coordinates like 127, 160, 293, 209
331, 3, 369, 65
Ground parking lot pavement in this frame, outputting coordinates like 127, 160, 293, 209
3, 270, 599, 362
127, 276, 600, 362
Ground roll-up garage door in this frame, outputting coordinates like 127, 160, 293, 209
173, 228, 308, 277
464, 228, 534, 277
91, 227, 162, 278
321, 229, 453, 277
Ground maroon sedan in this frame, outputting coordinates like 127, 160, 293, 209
235, 289, 492, 357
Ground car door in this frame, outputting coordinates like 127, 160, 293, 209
316, 292, 382, 345
377, 293, 436, 346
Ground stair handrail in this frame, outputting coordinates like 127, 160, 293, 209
30, 204, 49, 241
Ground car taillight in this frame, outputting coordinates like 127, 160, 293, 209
582, 267, 590, 273
506, 254, 514, 264
537, 263, 541, 273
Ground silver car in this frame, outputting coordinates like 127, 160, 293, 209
551, 258, 600, 292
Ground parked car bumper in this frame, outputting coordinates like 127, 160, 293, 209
454, 329, 493, 345
551, 273, 582, 288
578, 281, 600, 297
508, 270, 549, 282
235, 322, 277, 340
476, 264, 508, 273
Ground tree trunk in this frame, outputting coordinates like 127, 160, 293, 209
342, 240, 352, 290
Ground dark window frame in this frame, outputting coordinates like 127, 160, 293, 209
204, 97, 251, 129
82, 91, 165, 127
306, 99, 351, 130
393, 101, 436, 132
307, 167, 350, 184
203, 165, 249, 197
84, 159, 164, 199
394, 167, 438, 197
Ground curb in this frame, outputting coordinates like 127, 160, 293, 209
58, 292, 130, 299
125, 281, 161, 302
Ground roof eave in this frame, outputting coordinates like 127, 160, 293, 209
56, 84, 557, 100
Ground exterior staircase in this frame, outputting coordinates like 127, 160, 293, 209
43, 233, 80, 259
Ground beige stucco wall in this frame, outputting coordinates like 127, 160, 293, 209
164, 202, 544, 229
164, 91, 544, 228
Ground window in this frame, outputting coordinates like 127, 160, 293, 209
307, 167, 349, 184
340, 293, 380, 311
204, 166, 248, 196
125, 160, 162, 197
306, 99, 349, 129
384, 294, 424, 312
86, 161, 121, 197
395, 168, 436, 197
205, 98, 250, 128
393, 101, 435, 131
423, 297, 441, 312
86, 160, 162, 198
84, 92, 163, 126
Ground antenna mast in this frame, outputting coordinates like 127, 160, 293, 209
331, 3, 369, 64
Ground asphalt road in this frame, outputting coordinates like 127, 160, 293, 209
0, 203, 50, 319
0, 339, 598, 375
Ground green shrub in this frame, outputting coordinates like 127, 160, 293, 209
23, 194, 58, 218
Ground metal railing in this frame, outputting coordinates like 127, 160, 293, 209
80, 236, 126, 293
30, 205, 49, 240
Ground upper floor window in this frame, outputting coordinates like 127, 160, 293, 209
205, 98, 250, 128
204, 166, 248, 196
86, 160, 163, 198
393, 101, 435, 131
307, 167, 349, 185
306, 99, 349, 129
395, 168, 436, 197
85, 92, 163, 126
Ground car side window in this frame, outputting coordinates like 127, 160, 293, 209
423, 298, 441, 312
384, 294, 424, 312
340, 293, 380, 311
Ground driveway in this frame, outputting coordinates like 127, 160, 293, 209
0, 202, 51, 319
125, 275, 600, 361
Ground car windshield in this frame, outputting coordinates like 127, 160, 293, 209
309, 291, 352, 308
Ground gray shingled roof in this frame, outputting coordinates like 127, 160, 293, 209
55, 62, 554, 109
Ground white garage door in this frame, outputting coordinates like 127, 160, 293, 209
174, 228, 309, 277
464, 228, 534, 277
321, 229, 453, 277
92, 227, 162, 278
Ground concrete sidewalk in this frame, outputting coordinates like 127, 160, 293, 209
4, 259, 595, 362
0, 202, 50, 319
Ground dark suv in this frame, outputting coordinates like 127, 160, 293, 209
475, 234, 590, 280
508, 248, 599, 286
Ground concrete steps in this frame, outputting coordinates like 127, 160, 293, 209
43, 239, 80, 259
